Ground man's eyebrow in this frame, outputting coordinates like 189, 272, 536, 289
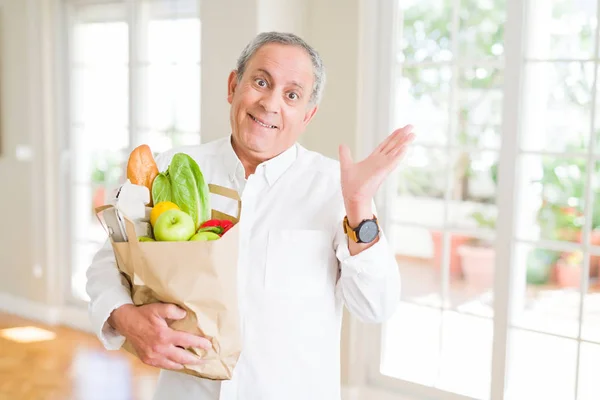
256, 68, 304, 90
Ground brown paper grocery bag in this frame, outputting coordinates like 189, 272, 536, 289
95, 184, 242, 381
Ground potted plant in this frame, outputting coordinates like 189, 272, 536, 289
535, 147, 600, 280
526, 248, 559, 285
554, 250, 583, 288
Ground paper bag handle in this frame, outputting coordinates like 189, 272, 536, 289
94, 204, 118, 236
208, 183, 242, 222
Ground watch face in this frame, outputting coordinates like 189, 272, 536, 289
358, 220, 379, 243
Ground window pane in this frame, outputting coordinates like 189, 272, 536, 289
72, 36, 129, 127
395, 67, 450, 146
437, 312, 492, 399
74, 22, 128, 65
448, 150, 498, 230
452, 238, 496, 314
594, 64, 600, 155
582, 255, 600, 343
578, 342, 600, 400
147, 18, 200, 64
381, 303, 441, 386
141, 18, 201, 134
395, 229, 495, 314
72, 149, 127, 235
395, 230, 441, 302
138, 129, 200, 155
397, 0, 452, 63
458, 0, 506, 59
430, 231, 474, 282
70, 17, 129, 303
395, 146, 448, 224
513, 243, 582, 338
516, 155, 590, 243
144, 64, 200, 132
381, 306, 493, 399
521, 62, 593, 153
506, 330, 577, 400
525, 0, 597, 60
455, 67, 503, 149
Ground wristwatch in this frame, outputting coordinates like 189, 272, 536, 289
343, 215, 380, 243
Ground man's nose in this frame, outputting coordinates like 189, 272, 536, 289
258, 91, 280, 113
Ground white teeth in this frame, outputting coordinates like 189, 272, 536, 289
250, 114, 276, 129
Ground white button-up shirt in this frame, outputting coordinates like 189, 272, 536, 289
86, 136, 401, 400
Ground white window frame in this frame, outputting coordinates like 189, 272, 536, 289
360, 0, 600, 399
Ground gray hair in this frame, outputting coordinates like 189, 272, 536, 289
235, 32, 326, 106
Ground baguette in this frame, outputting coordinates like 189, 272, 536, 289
127, 144, 159, 206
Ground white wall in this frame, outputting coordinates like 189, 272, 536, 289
0, 0, 59, 308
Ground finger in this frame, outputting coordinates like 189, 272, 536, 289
146, 357, 185, 370
172, 331, 213, 351
385, 133, 415, 159
165, 345, 206, 366
338, 144, 353, 169
154, 303, 187, 321
386, 139, 414, 170
382, 126, 414, 155
375, 125, 412, 154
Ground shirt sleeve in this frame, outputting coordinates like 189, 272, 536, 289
86, 238, 134, 350
334, 203, 401, 323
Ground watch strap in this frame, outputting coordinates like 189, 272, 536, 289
343, 215, 378, 243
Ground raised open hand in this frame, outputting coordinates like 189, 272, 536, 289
338, 125, 415, 207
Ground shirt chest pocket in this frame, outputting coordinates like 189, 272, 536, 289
265, 229, 335, 297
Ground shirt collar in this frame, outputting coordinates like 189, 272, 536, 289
221, 135, 298, 186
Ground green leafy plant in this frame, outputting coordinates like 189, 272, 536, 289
535, 141, 600, 241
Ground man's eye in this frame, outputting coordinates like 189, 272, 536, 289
288, 92, 298, 100
255, 79, 267, 87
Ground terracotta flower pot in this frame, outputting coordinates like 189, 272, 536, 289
457, 245, 495, 288
554, 260, 582, 288
430, 231, 470, 278
575, 230, 600, 279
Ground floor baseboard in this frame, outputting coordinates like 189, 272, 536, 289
0, 292, 61, 325
0, 292, 92, 333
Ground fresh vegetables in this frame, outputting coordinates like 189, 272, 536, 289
123, 144, 237, 242
197, 219, 235, 236
189, 231, 221, 241
152, 153, 211, 230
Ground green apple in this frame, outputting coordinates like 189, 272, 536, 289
153, 209, 196, 241
138, 236, 155, 242
189, 231, 220, 241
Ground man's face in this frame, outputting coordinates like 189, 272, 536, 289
227, 43, 318, 161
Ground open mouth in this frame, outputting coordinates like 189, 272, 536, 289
249, 113, 278, 129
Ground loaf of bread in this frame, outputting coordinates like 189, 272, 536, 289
126, 144, 159, 206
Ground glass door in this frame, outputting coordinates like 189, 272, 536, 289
371, 0, 600, 399
65, 0, 201, 303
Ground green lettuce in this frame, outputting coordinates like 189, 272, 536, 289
152, 171, 172, 204
151, 153, 210, 230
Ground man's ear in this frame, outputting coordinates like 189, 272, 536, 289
227, 70, 238, 104
302, 105, 319, 127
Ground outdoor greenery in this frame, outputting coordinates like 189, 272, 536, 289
396, 0, 599, 282
397, 0, 505, 202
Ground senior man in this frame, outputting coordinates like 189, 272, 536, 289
86, 31, 414, 400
